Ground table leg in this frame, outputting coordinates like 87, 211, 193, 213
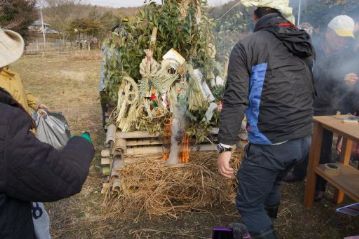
335, 138, 353, 204
304, 122, 323, 208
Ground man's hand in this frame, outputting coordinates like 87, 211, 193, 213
344, 73, 359, 87
37, 104, 49, 117
217, 151, 234, 179
37, 103, 48, 110
37, 109, 47, 117
336, 138, 342, 155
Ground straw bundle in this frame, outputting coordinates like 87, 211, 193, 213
104, 152, 241, 220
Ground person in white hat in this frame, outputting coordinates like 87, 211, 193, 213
314, 15, 359, 198
328, 15, 355, 38
0, 28, 48, 114
284, 15, 359, 199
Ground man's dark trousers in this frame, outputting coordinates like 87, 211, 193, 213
236, 136, 311, 235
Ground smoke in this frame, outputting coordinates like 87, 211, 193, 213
209, 1, 252, 61
167, 105, 186, 165
329, 54, 359, 114
209, 0, 359, 114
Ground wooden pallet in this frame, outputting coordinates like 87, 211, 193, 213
100, 126, 219, 191
116, 129, 218, 156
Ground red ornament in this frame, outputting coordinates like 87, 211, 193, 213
150, 93, 157, 101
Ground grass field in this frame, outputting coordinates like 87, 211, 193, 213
11, 52, 359, 239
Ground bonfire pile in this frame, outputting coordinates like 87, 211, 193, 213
103, 152, 241, 219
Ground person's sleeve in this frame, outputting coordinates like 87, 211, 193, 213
354, 85, 359, 113
218, 43, 250, 145
3, 112, 95, 202
313, 63, 336, 111
26, 92, 39, 111
99, 60, 106, 92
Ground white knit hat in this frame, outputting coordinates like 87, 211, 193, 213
241, 0, 295, 23
0, 28, 24, 68
328, 15, 355, 38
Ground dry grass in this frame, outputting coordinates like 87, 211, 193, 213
104, 152, 240, 220
11, 52, 359, 239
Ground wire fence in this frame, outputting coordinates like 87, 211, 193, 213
25, 39, 101, 55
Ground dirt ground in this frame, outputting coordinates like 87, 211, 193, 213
12, 52, 358, 239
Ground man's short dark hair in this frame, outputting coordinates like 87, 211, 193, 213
254, 7, 281, 19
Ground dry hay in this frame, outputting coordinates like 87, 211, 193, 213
104, 151, 242, 220
69, 50, 102, 61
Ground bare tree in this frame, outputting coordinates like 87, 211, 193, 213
43, 0, 81, 7
41, 0, 83, 41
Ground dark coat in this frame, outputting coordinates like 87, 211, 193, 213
0, 88, 94, 239
313, 38, 359, 116
219, 14, 315, 145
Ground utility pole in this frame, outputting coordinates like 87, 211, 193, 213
40, 5, 47, 55
297, 0, 302, 26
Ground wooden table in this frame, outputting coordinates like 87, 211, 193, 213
304, 115, 359, 208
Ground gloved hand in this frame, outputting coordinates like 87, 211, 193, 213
80, 132, 92, 144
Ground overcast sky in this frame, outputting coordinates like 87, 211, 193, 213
84, 0, 232, 8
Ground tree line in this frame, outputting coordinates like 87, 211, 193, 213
0, 0, 138, 41
0, 0, 357, 42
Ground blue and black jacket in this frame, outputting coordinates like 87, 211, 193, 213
219, 13, 315, 145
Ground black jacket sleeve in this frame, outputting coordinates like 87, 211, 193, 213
218, 43, 250, 145
3, 109, 95, 202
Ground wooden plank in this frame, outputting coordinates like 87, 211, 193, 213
304, 122, 323, 208
116, 131, 159, 139
124, 144, 217, 156
101, 157, 112, 165
115, 138, 127, 151
116, 128, 218, 140
190, 144, 216, 152
315, 164, 359, 202
336, 138, 354, 203
126, 139, 163, 147
125, 146, 164, 155
340, 138, 353, 165
313, 116, 359, 142
101, 149, 111, 158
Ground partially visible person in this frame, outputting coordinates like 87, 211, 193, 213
299, 22, 314, 36
0, 87, 95, 239
0, 28, 48, 115
217, 3, 314, 238
284, 16, 359, 199
353, 15, 359, 52
0, 27, 53, 239
99, 22, 128, 129
299, 22, 321, 54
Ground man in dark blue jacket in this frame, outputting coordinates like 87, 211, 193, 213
0, 88, 95, 239
217, 6, 315, 239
